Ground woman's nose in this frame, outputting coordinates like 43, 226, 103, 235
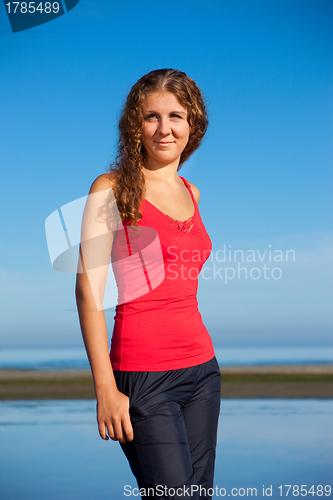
157, 117, 171, 136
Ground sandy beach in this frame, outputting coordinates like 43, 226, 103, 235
0, 365, 332, 400
219, 364, 333, 398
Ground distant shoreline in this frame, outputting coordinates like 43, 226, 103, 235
1, 365, 333, 400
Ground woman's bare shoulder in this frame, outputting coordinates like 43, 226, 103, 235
187, 180, 201, 204
89, 172, 117, 194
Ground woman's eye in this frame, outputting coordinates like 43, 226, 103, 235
144, 113, 183, 120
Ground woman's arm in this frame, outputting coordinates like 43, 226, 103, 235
75, 174, 133, 444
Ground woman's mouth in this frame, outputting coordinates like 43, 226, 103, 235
156, 141, 174, 146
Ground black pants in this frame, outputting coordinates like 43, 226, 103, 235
114, 356, 221, 499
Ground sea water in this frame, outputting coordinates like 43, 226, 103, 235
1, 346, 333, 370
0, 399, 332, 500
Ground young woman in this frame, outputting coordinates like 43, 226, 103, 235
76, 69, 221, 500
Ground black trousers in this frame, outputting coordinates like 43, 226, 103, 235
114, 356, 221, 499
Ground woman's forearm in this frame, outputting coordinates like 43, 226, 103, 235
75, 291, 117, 394
76, 285, 133, 444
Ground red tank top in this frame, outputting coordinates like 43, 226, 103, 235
110, 176, 215, 371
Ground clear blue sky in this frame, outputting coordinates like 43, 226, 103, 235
0, 0, 332, 348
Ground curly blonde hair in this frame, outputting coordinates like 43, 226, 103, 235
108, 68, 209, 225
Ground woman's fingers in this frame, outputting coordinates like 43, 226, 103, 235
98, 421, 109, 441
112, 419, 126, 443
105, 417, 133, 443
122, 414, 134, 442
99, 417, 132, 444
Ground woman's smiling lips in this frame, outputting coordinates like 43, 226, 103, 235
155, 141, 175, 146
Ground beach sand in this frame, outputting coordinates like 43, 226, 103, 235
0, 365, 333, 400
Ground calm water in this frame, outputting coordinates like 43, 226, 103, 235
0, 400, 332, 499
1, 346, 333, 370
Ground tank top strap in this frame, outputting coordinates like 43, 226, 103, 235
179, 176, 197, 206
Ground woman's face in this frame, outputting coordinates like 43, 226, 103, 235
141, 91, 191, 169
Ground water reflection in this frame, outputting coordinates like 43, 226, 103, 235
0, 400, 332, 499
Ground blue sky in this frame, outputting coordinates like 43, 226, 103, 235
0, 0, 332, 348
